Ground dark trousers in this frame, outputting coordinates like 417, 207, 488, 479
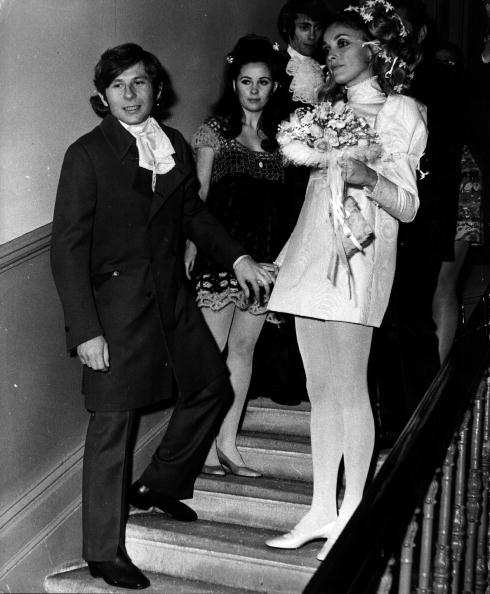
82, 374, 232, 561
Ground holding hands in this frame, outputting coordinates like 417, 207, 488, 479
184, 240, 277, 303
234, 256, 277, 302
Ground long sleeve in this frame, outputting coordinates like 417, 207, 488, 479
367, 97, 428, 223
50, 142, 103, 352
171, 130, 246, 271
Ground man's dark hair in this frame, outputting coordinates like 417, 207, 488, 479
90, 43, 166, 118
277, 0, 331, 44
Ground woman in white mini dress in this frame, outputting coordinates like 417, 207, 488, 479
266, 1, 428, 560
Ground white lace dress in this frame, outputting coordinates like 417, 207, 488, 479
268, 78, 428, 327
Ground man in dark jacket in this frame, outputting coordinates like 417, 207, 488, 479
51, 43, 274, 590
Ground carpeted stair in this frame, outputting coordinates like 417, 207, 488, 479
44, 398, 385, 593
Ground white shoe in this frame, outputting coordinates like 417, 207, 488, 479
266, 522, 335, 550
316, 537, 337, 561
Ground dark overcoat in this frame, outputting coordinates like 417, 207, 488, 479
51, 114, 244, 411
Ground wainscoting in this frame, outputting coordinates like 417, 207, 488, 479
0, 225, 171, 593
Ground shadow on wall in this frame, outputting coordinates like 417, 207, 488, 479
159, 65, 178, 122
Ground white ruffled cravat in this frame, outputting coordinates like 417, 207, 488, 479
120, 117, 175, 190
286, 46, 324, 105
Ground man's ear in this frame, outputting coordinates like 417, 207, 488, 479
98, 92, 109, 107
156, 83, 163, 101
273, 81, 278, 93
418, 25, 427, 44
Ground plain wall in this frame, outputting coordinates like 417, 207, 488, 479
0, 0, 284, 245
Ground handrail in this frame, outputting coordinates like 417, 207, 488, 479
304, 286, 490, 594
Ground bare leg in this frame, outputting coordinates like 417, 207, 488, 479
216, 308, 266, 465
200, 305, 266, 466
432, 241, 470, 363
295, 318, 374, 554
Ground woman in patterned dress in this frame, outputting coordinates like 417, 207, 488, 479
184, 35, 287, 477
265, 2, 427, 560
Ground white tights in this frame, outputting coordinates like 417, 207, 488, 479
294, 317, 375, 540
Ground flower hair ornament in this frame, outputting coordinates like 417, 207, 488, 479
345, 0, 408, 37
345, 2, 413, 93
226, 41, 281, 64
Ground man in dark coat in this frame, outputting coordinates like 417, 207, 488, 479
50, 43, 274, 590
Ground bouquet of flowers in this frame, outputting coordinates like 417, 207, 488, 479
277, 101, 382, 167
277, 102, 383, 285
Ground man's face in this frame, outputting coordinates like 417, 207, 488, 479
99, 61, 158, 125
290, 14, 323, 57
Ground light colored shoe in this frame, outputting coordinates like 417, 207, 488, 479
202, 464, 226, 476
216, 447, 262, 478
265, 521, 335, 550
316, 537, 337, 561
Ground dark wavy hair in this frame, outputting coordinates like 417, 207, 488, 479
90, 43, 168, 118
278, 0, 331, 45
212, 35, 285, 151
320, 6, 421, 101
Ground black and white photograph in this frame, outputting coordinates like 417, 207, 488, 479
1, 1, 489, 592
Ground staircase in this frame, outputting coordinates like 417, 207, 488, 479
44, 398, 328, 593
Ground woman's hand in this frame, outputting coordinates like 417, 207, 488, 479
184, 239, 197, 280
340, 156, 378, 191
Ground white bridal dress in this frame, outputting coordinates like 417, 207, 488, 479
268, 77, 428, 327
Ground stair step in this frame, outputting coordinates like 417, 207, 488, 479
126, 514, 319, 594
190, 474, 312, 530
236, 432, 312, 481
243, 398, 310, 436
44, 562, 251, 593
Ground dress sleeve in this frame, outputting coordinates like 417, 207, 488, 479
369, 97, 428, 223
191, 118, 223, 155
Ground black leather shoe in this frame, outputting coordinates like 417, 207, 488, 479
87, 547, 150, 589
129, 480, 198, 521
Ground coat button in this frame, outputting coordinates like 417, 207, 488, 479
112, 271, 120, 277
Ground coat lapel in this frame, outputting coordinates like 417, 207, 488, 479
99, 114, 147, 197
149, 160, 187, 221
100, 114, 188, 221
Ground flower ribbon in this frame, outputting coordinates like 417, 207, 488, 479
321, 154, 360, 302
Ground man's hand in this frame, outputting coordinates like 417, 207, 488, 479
234, 256, 275, 302
77, 335, 110, 371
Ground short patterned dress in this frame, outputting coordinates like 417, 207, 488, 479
455, 145, 483, 244
191, 116, 286, 314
